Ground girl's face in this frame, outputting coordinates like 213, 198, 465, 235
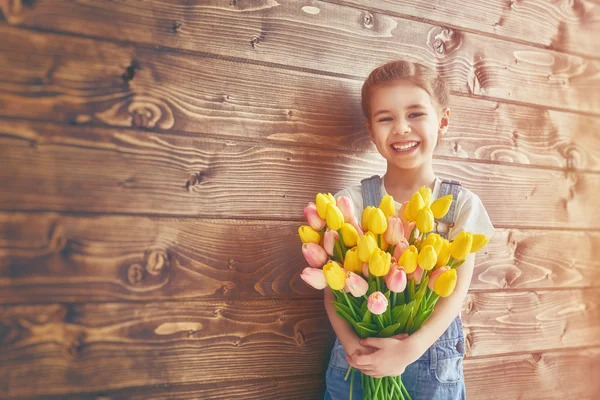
365, 80, 449, 170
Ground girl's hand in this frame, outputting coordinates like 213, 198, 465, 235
345, 333, 422, 378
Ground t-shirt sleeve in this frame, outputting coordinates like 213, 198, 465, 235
448, 192, 495, 242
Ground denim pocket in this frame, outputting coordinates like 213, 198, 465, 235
328, 338, 350, 372
432, 337, 465, 385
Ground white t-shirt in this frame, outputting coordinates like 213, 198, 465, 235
333, 176, 495, 241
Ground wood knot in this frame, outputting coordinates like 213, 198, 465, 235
128, 263, 145, 285
172, 21, 182, 33
531, 353, 542, 363
67, 331, 87, 358
295, 329, 305, 346
131, 106, 154, 128
186, 171, 205, 191
121, 60, 141, 84
250, 36, 260, 48
363, 12, 374, 28
146, 250, 168, 276
427, 26, 462, 58
227, 258, 236, 270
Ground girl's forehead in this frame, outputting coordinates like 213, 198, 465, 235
370, 81, 433, 109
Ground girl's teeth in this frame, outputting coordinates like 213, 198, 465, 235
392, 143, 418, 150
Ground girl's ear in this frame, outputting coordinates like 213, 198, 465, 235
365, 120, 375, 142
438, 108, 451, 136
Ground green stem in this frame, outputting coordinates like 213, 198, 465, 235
378, 233, 381, 249
373, 377, 382, 399
391, 292, 396, 309
337, 229, 347, 258
341, 290, 359, 321
344, 366, 352, 381
349, 368, 355, 400
376, 276, 381, 293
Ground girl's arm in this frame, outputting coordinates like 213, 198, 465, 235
407, 252, 476, 354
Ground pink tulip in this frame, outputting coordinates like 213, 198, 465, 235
367, 291, 388, 315
385, 265, 407, 293
304, 202, 326, 231
429, 266, 450, 291
384, 216, 405, 245
362, 263, 370, 278
300, 267, 328, 290
344, 271, 368, 297
336, 196, 355, 223
323, 229, 340, 256
398, 201, 409, 222
403, 220, 416, 241
393, 238, 410, 260
351, 220, 364, 237
302, 242, 329, 268
407, 266, 425, 284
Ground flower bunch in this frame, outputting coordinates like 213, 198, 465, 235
299, 187, 489, 400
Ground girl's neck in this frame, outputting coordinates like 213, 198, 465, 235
383, 163, 437, 203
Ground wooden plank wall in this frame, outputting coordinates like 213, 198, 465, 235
1, 0, 599, 398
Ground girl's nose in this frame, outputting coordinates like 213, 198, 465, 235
394, 119, 410, 135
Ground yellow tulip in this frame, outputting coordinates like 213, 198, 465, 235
340, 223, 359, 247
379, 236, 390, 252
430, 195, 453, 219
316, 193, 335, 219
418, 245, 437, 271
416, 207, 434, 233
423, 233, 443, 255
369, 249, 391, 277
323, 261, 346, 290
326, 203, 345, 231
298, 225, 321, 244
434, 268, 457, 297
450, 232, 473, 261
368, 208, 388, 235
419, 186, 432, 207
379, 194, 396, 219
398, 245, 419, 274
470, 234, 489, 253
357, 232, 378, 263
344, 247, 363, 274
436, 239, 451, 268
404, 192, 425, 222
361, 206, 374, 232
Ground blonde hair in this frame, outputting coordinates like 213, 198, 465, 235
361, 60, 450, 121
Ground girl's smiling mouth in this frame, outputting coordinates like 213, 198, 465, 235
390, 141, 420, 154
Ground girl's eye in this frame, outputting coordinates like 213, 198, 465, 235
378, 117, 392, 122
409, 113, 425, 118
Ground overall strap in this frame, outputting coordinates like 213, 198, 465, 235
360, 175, 383, 207
436, 179, 462, 239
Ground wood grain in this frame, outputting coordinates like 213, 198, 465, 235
2, 24, 600, 170
1, 3, 599, 114
1, 212, 599, 304
1, 120, 599, 228
1, 292, 599, 397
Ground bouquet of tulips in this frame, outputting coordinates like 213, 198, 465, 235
298, 186, 490, 400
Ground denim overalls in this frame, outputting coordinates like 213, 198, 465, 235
324, 176, 467, 399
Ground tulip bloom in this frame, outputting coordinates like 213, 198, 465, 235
367, 291, 388, 315
344, 271, 368, 297
423, 233, 443, 255
336, 196, 356, 223
368, 207, 388, 235
416, 207, 434, 233
403, 220, 416, 241
393, 238, 410, 260
357, 232, 378, 263
316, 193, 335, 219
418, 245, 438, 271
385, 265, 407, 293
404, 192, 425, 222
302, 242, 329, 268
343, 247, 363, 274
436, 239, 451, 268
407, 266, 425, 284
450, 232, 473, 261
323, 261, 346, 290
398, 245, 419, 274
323, 229, 340, 256
298, 225, 321, 244
419, 186, 432, 207
398, 201, 409, 222
304, 202, 326, 231
362, 263, 370, 278
429, 266, 457, 297
431, 195, 453, 219
340, 222, 359, 247
326, 203, 345, 231
384, 216, 404, 246
361, 206, 374, 232
379, 194, 396, 219
369, 249, 392, 277
470, 234, 489, 253
300, 267, 328, 290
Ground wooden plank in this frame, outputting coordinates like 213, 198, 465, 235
333, 0, 600, 60
1, 120, 599, 228
1, 212, 599, 303
0, 4, 599, 115
6, 349, 600, 399
464, 348, 600, 400
1, 292, 599, 396
1, 26, 600, 172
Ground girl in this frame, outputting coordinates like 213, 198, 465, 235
323, 60, 495, 399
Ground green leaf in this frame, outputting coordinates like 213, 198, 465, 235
369, 279, 377, 294
360, 300, 368, 315
362, 309, 373, 324
378, 322, 403, 338
357, 322, 379, 332
396, 303, 414, 332
332, 302, 357, 324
